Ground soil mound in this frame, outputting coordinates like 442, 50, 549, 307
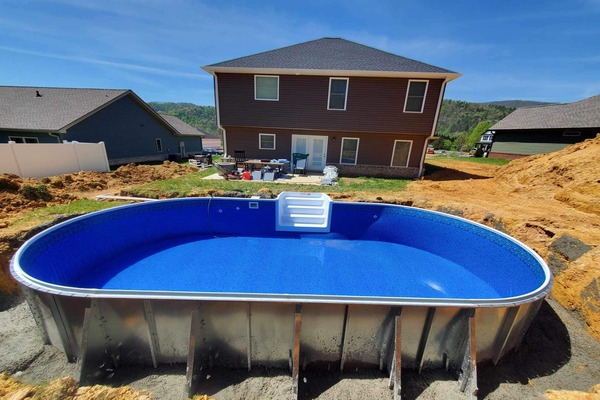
495, 135, 600, 215
0, 161, 199, 220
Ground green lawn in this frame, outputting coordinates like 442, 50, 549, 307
123, 166, 410, 199
8, 199, 130, 231
429, 154, 510, 166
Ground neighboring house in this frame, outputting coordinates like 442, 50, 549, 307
0, 86, 204, 165
202, 136, 224, 153
202, 38, 460, 178
483, 94, 600, 159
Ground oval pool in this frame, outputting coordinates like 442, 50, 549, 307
10, 194, 552, 396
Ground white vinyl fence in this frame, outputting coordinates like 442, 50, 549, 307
0, 141, 110, 178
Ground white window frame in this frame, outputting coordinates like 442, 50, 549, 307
8, 136, 39, 143
390, 140, 413, 167
327, 77, 349, 111
254, 75, 279, 101
404, 80, 428, 113
259, 133, 276, 150
339, 137, 360, 165
155, 138, 163, 152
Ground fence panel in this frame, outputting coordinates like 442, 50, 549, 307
0, 142, 110, 178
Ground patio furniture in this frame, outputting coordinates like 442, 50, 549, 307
292, 153, 309, 175
234, 150, 246, 169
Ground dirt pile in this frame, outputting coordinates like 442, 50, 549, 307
495, 134, 600, 216
0, 161, 199, 222
404, 136, 600, 340
544, 384, 600, 399
0, 161, 199, 297
0, 372, 153, 399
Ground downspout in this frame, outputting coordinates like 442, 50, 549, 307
418, 80, 447, 177
209, 71, 227, 156
48, 132, 62, 143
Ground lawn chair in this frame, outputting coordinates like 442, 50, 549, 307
292, 153, 309, 175
234, 150, 246, 169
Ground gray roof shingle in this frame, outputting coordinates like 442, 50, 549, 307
204, 37, 458, 76
0, 86, 129, 131
491, 94, 600, 130
158, 112, 205, 137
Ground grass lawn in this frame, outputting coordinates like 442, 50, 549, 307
7, 199, 130, 232
428, 154, 511, 165
123, 166, 411, 199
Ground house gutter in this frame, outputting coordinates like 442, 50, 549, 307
206, 70, 227, 156
418, 79, 449, 177
203, 66, 461, 82
48, 132, 62, 143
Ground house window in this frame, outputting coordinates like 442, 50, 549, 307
8, 136, 39, 143
563, 130, 581, 137
328, 78, 349, 110
391, 140, 412, 167
255, 75, 279, 101
259, 133, 276, 150
340, 137, 359, 164
156, 138, 163, 152
404, 80, 428, 113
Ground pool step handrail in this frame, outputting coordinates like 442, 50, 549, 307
276, 192, 332, 232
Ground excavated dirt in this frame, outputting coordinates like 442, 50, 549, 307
1, 137, 599, 399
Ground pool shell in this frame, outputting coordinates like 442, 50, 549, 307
10, 196, 552, 397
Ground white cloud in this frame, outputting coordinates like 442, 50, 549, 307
0, 45, 208, 80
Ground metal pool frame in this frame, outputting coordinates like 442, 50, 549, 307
11, 195, 552, 399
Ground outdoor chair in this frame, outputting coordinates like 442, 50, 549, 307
292, 153, 309, 175
234, 150, 246, 169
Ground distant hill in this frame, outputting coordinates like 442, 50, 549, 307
148, 102, 220, 137
481, 100, 558, 108
435, 99, 515, 136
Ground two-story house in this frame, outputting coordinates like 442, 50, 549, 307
202, 38, 460, 178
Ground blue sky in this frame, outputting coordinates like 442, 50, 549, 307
1, 0, 599, 106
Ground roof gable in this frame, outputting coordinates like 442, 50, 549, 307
0, 86, 129, 132
158, 112, 205, 137
491, 94, 600, 130
204, 38, 459, 80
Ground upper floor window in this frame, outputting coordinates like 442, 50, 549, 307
9, 136, 39, 143
340, 137, 359, 164
255, 75, 279, 101
259, 133, 276, 150
404, 80, 428, 113
328, 78, 349, 110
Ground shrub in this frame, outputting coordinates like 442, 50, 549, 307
21, 184, 53, 201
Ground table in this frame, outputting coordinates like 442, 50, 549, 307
243, 159, 289, 172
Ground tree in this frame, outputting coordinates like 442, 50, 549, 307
467, 121, 493, 149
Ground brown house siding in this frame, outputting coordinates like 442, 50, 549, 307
217, 73, 443, 135
223, 126, 427, 171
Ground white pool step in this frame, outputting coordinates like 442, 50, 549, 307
276, 192, 332, 232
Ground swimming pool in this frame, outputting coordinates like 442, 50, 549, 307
11, 193, 552, 398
